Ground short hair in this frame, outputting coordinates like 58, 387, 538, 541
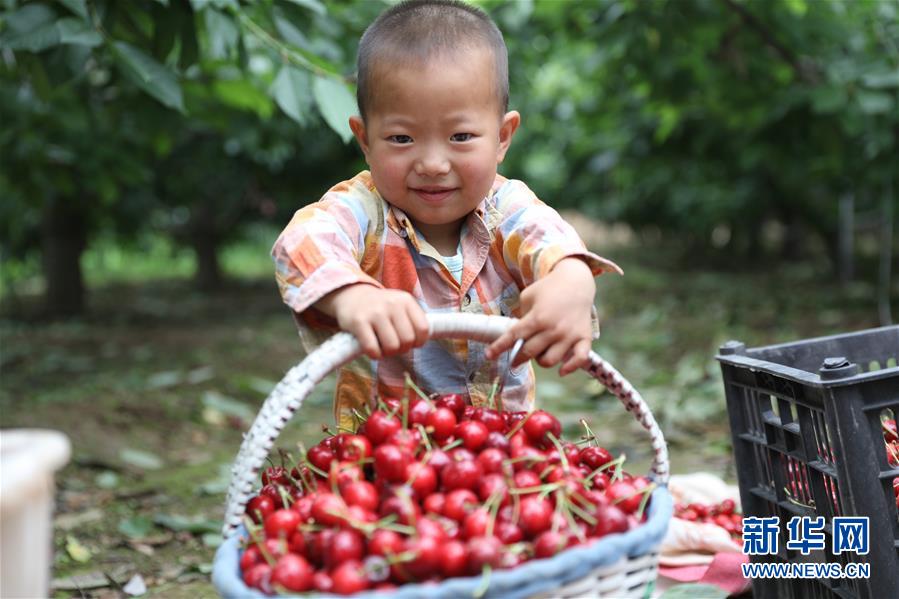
356, 0, 509, 120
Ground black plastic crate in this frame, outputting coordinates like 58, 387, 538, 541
717, 325, 899, 599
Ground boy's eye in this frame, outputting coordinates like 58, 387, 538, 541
388, 135, 413, 144
450, 133, 473, 142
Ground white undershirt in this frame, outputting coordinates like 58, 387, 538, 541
442, 245, 464, 283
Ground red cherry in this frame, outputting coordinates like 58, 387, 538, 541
416, 516, 449, 543
239, 544, 261, 571
424, 492, 446, 515
439, 540, 469, 578
474, 408, 505, 432
342, 480, 379, 512
291, 495, 313, 521
408, 397, 435, 426
405, 461, 438, 498
307, 444, 335, 472
365, 410, 402, 445
264, 508, 301, 539
435, 393, 466, 417
484, 431, 511, 452
523, 410, 561, 448
441, 459, 483, 491
592, 504, 629, 537
519, 496, 553, 537
271, 553, 313, 592
311, 493, 348, 527
477, 448, 508, 474
246, 494, 275, 524
462, 508, 491, 539
329, 461, 364, 491
426, 407, 457, 441
260, 483, 284, 508
262, 466, 290, 486
579, 446, 613, 471
374, 444, 411, 482
426, 448, 451, 472
443, 488, 479, 522
331, 560, 370, 594
312, 571, 333, 593
387, 428, 421, 455
495, 521, 524, 544
288, 531, 306, 555
379, 492, 421, 526
534, 530, 568, 558
337, 434, 373, 462
478, 473, 510, 506
326, 529, 365, 567
242, 562, 272, 593
513, 469, 541, 490
509, 445, 543, 472
402, 534, 442, 580
607, 480, 643, 514
466, 536, 503, 573
369, 529, 404, 557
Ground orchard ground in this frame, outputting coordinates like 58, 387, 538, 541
0, 216, 886, 598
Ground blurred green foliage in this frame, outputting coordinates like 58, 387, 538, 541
0, 0, 896, 315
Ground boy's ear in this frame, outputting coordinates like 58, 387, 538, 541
496, 110, 520, 164
349, 116, 370, 159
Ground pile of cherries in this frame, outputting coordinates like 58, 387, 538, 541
239, 393, 653, 595
884, 417, 898, 509
673, 499, 742, 541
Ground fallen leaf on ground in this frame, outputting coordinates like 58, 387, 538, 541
120, 448, 164, 470
56, 508, 104, 530
66, 535, 92, 562
52, 572, 110, 591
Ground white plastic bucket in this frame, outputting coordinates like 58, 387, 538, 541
0, 429, 72, 599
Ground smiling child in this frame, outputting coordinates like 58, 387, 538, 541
272, 0, 621, 428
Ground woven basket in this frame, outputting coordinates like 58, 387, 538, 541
212, 313, 673, 598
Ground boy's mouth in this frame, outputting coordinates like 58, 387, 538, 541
412, 187, 457, 203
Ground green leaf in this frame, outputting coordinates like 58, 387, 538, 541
281, 0, 326, 16
856, 90, 894, 115
810, 86, 847, 114
213, 78, 273, 118
154, 514, 222, 534
312, 76, 356, 143
271, 65, 312, 126
204, 8, 239, 60
94, 470, 120, 489
66, 535, 92, 563
658, 583, 728, 599
112, 41, 185, 112
1, 20, 62, 52
201, 390, 254, 423
4, 4, 56, 33
56, 17, 101, 47
862, 70, 899, 89
202, 533, 223, 548
56, 0, 89, 20
119, 448, 164, 470
118, 516, 154, 539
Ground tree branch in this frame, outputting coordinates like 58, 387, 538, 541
719, 0, 818, 84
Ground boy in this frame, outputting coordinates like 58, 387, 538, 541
272, 0, 621, 429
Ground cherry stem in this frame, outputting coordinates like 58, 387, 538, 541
580, 419, 598, 446
635, 483, 657, 520
484, 490, 504, 538
505, 412, 533, 440
242, 516, 278, 567
546, 432, 570, 473
403, 373, 434, 407
441, 438, 463, 451
510, 482, 562, 495
474, 565, 492, 599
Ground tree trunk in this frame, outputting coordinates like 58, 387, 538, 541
41, 197, 87, 317
192, 231, 222, 291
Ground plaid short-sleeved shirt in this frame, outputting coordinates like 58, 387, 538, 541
272, 171, 621, 428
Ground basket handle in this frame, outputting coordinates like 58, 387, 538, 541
222, 312, 669, 537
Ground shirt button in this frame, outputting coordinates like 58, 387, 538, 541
462, 294, 471, 307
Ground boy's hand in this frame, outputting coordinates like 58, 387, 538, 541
486, 258, 596, 377
314, 284, 430, 359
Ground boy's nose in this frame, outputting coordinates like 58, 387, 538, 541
414, 149, 450, 177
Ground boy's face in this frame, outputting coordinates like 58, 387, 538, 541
349, 47, 520, 250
